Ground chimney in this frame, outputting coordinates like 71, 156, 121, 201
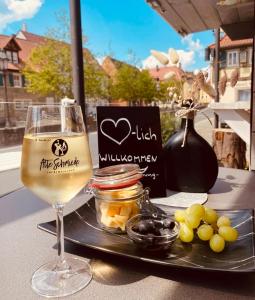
22, 23, 27, 32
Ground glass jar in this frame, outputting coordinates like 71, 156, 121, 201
90, 164, 145, 233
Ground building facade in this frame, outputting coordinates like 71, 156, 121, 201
0, 31, 55, 126
0, 29, 107, 127
208, 35, 253, 103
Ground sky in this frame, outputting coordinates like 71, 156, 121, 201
0, 0, 214, 71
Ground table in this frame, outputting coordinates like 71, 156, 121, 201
1, 167, 255, 300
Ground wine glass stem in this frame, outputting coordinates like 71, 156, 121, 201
55, 205, 68, 271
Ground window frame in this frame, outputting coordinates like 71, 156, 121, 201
12, 52, 18, 64
239, 50, 247, 64
6, 50, 12, 62
13, 73, 22, 88
227, 50, 239, 67
14, 100, 32, 110
237, 89, 251, 102
0, 72, 3, 86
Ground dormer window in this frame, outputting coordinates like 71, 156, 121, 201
4, 51, 19, 64
12, 52, 18, 63
6, 50, 12, 62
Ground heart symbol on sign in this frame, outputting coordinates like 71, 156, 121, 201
100, 118, 131, 145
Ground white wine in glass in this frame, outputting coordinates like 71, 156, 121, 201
21, 104, 93, 298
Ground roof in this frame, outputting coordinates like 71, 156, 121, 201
107, 57, 126, 69
0, 34, 21, 51
7, 62, 19, 71
209, 34, 253, 49
0, 31, 105, 74
0, 35, 12, 49
0, 32, 45, 66
17, 30, 46, 44
83, 48, 105, 73
15, 38, 41, 62
102, 56, 138, 79
103, 56, 134, 70
148, 66, 184, 81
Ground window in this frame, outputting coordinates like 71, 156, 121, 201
4, 51, 19, 63
238, 89, 251, 101
0, 72, 3, 86
239, 50, 247, 64
6, 50, 12, 62
227, 51, 239, 67
14, 100, 32, 110
15, 102, 23, 110
219, 50, 227, 68
12, 52, 18, 64
23, 101, 32, 109
13, 74, 21, 87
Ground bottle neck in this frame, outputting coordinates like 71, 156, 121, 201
180, 117, 194, 130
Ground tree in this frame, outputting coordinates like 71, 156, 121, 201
22, 10, 108, 101
156, 78, 183, 103
110, 65, 157, 105
137, 70, 157, 104
85, 63, 110, 100
23, 40, 73, 99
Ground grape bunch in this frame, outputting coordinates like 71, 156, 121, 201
174, 204, 238, 253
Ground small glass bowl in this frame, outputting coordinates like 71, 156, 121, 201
126, 214, 179, 252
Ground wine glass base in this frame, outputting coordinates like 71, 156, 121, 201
31, 257, 92, 298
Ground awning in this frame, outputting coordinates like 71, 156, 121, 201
146, 0, 254, 40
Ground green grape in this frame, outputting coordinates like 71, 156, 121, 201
197, 224, 214, 241
218, 226, 238, 242
203, 207, 218, 224
188, 204, 205, 219
209, 234, 225, 253
179, 223, 194, 243
174, 210, 186, 222
217, 216, 231, 227
185, 213, 201, 229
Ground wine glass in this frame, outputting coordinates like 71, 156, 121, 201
21, 104, 93, 298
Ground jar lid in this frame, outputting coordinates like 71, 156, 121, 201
94, 182, 144, 201
91, 164, 143, 189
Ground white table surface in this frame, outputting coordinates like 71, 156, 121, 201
1, 167, 255, 300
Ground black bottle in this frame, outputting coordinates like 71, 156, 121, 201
163, 109, 218, 193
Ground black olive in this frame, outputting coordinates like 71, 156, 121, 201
153, 227, 161, 236
154, 219, 164, 228
138, 221, 149, 234
169, 221, 175, 230
145, 219, 156, 231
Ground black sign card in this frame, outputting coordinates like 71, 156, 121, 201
96, 106, 166, 198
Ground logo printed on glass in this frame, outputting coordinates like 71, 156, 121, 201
52, 139, 68, 157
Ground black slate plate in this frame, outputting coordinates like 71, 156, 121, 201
38, 198, 255, 272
